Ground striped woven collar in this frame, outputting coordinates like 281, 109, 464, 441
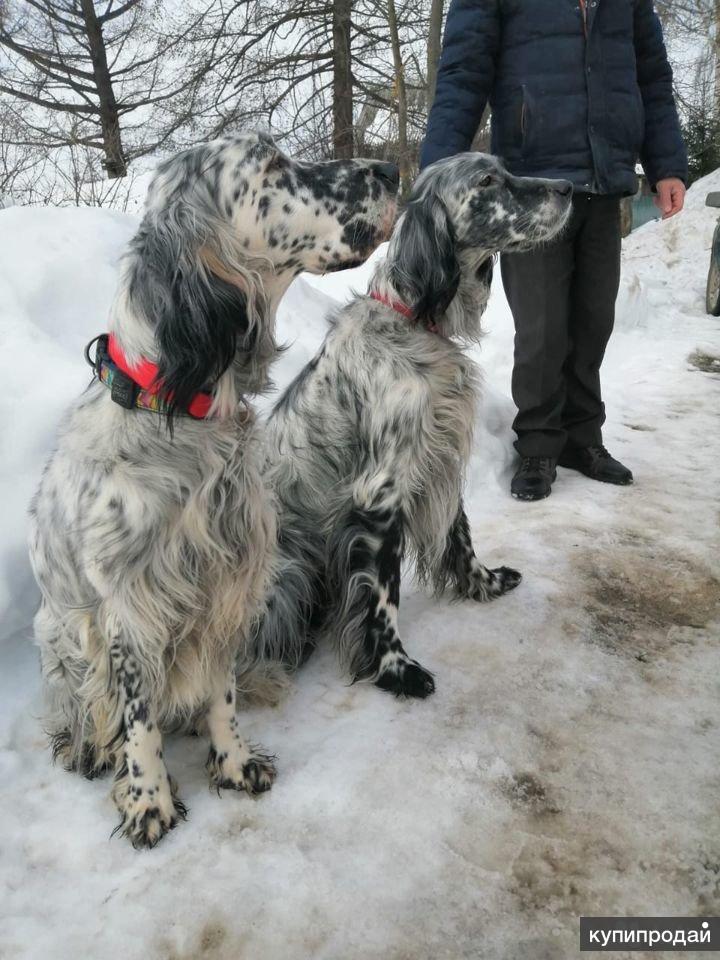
85, 334, 214, 419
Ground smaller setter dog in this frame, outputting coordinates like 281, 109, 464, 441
252, 153, 572, 697
29, 132, 398, 848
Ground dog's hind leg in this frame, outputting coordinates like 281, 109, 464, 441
107, 627, 186, 849
206, 661, 276, 795
438, 502, 522, 601
330, 475, 435, 699
32, 602, 114, 779
250, 522, 327, 668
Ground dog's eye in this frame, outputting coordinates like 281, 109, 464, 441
266, 153, 288, 173
479, 174, 494, 187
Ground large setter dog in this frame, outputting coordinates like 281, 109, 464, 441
29, 132, 398, 848
251, 153, 572, 697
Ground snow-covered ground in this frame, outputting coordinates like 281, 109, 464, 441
1, 174, 719, 960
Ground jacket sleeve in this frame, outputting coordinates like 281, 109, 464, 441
633, 0, 688, 188
419, 0, 500, 169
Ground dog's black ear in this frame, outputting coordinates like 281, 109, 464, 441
127, 212, 253, 426
476, 256, 494, 287
388, 193, 460, 325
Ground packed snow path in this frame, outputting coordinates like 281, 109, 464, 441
1, 174, 718, 960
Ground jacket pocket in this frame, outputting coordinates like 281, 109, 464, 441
632, 86, 645, 152
493, 87, 525, 156
520, 86, 528, 152
520, 84, 536, 158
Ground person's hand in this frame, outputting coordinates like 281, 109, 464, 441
654, 178, 685, 220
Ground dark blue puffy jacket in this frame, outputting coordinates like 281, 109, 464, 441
420, 0, 687, 194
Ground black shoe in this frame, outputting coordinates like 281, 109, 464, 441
558, 444, 633, 485
511, 456, 557, 501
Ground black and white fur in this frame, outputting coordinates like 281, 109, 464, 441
252, 153, 572, 697
29, 132, 398, 848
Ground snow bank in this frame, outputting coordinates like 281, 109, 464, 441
0, 208, 136, 639
617, 167, 720, 339
1, 173, 719, 960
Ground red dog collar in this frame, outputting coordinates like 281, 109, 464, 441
86, 334, 215, 419
369, 291, 441, 335
370, 291, 414, 320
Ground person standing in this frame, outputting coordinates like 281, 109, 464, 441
420, 0, 687, 500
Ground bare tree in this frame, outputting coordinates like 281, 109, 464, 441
654, 0, 719, 179
0, 0, 459, 203
426, 0, 443, 111
183, 0, 337, 157
333, 0, 354, 158
188, 0, 436, 162
0, 0, 209, 178
0, 99, 42, 201
712, 0, 720, 123
656, 0, 718, 116
385, 0, 410, 190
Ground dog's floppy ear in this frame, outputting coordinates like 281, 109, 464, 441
127, 206, 257, 425
475, 255, 494, 287
388, 193, 460, 326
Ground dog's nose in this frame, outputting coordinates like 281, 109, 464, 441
553, 180, 573, 197
372, 162, 400, 189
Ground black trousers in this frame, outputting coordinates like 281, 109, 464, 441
500, 194, 621, 458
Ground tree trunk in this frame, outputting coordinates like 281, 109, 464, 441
426, 0, 444, 112
79, 0, 127, 178
332, 0, 354, 159
386, 0, 410, 195
714, 0, 720, 123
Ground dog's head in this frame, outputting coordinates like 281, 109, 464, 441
114, 132, 399, 423
230, 132, 400, 273
381, 153, 572, 338
146, 131, 399, 278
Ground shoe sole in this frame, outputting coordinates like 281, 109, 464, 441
511, 490, 552, 501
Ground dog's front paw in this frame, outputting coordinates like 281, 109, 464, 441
467, 565, 522, 601
375, 658, 435, 699
207, 745, 277, 796
112, 773, 186, 849
492, 565, 522, 594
